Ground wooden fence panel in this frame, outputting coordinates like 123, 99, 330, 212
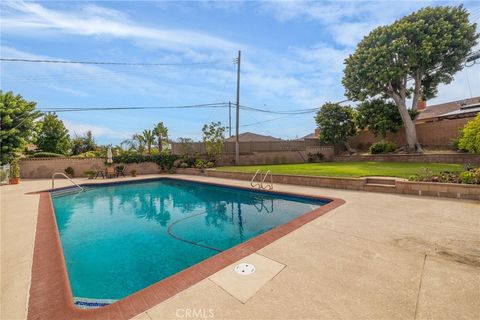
172, 139, 323, 155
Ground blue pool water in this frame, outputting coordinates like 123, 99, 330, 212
51, 178, 329, 302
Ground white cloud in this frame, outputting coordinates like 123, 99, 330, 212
328, 22, 377, 48
428, 63, 480, 105
259, 1, 441, 48
2, 1, 242, 53
3, 1, 478, 142
63, 120, 132, 140
0, 45, 193, 97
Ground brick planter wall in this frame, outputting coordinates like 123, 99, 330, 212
175, 168, 480, 200
334, 153, 480, 164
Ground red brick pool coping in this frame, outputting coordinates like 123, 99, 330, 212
27, 177, 345, 320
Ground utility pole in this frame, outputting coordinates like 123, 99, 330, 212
228, 101, 232, 137
235, 50, 241, 165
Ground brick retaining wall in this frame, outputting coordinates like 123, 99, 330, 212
334, 153, 480, 164
176, 168, 479, 200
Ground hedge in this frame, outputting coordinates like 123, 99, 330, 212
112, 153, 178, 169
31, 152, 65, 158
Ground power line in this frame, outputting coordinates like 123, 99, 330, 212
36, 103, 324, 115
0, 58, 225, 66
241, 115, 295, 127
38, 102, 229, 112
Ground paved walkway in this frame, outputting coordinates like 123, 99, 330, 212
1, 175, 479, 320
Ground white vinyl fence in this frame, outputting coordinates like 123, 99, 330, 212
0, 164, 10, 185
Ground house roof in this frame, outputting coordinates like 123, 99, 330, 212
225, 132, 282, 142
416, 97, 480, 121
302, 133, 317, 140
440, 104, 480, 118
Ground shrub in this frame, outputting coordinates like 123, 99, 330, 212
205, 161, 215, 168
307, 152, 325, 163
459, 171, 477, 184
84, 170, 96, 179
73, 151, 101, 158
408, 167, 479, 184
112, 153, 177, 170
64, 167, 74, 177
183, 154, 199, 167
369, 141, 397, 154
408, 167, 434, 182
194, 159, 206, 169
31, 152, 64, 158
457, 114, 480, 153
10, 160, 20, 178
0, 169, 7, 181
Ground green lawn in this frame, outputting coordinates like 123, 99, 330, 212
217, 162, 464, 178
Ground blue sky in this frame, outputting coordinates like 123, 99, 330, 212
1, 1, 479, 145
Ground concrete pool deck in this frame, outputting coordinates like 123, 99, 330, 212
1, 174, 479, 319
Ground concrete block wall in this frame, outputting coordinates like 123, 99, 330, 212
20, 158, 161, 179
217, 147, 334, 166
348, 117, 472, 149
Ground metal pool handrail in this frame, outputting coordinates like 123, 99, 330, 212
250, 169, 261, 188
261, 170, 273, 190
51, 172, 84, 192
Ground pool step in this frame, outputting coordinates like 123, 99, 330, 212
365, 177, 396, 186
51, 187, 88, 198
364, 178, 398, 193
73, 297, 117, 309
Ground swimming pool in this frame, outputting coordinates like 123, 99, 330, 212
50, 178, 331, 306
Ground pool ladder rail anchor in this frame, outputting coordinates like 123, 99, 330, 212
51, 172, 84, 196
250, 170, 273, 190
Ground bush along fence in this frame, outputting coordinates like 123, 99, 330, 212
112, 153, 177, 170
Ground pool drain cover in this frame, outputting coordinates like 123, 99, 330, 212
234, 263, 256, 275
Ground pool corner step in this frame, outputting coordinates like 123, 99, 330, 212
73, 297, 118, 309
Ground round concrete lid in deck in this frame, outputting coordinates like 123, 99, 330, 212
234, 263, 256, 275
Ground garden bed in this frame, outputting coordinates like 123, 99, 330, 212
176, 168, 480, 200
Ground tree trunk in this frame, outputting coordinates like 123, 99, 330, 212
158, 138, 162, 152
397, 100, 423, 153
344, 141, 357, 154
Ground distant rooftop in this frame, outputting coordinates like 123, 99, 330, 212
225, 132, 281, 142
416, 96, 480, 122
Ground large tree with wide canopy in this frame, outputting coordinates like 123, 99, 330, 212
343, 6, 478, 152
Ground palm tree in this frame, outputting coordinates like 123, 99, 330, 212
119, 139, 132, 152
153, 122, 168, 152
132, 134, 146, 154
142, 129, 155, 155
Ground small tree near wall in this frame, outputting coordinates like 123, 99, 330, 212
202, 122, 225, 161
0, 91, 42, 164
315, 102, 356, 153
356, 99, 419, 138
36, 113, 72, 155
